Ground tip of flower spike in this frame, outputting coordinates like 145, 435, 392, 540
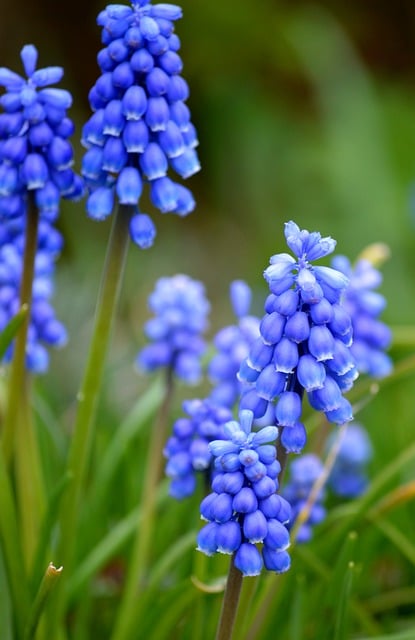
20, 44, 38, 77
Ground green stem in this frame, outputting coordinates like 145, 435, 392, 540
0, 198, 45, 572
50, 204, 131, 630
111, 369, 174, 640
215, 558, 243, 640
15, 381, 46, 571
2, 197, 39, 465
215, 437, 291, 640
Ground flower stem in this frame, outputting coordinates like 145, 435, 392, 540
215, 557, 243, 640
51, 204, 131, 629
111, 368, 174, 640
2, 196, 39, 465
215, 435, 291, 640
0, 197, 45, 571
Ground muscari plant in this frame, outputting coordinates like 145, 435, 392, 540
0, 2, 401, 640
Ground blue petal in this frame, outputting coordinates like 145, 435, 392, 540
216, 521, 242, 554
232, 487, 258, 513
275, 391, 302, 427
116, 166, 143, 204
38, 88, 72, 109
145, 96, 170, 131
150, 4, 183, 20
0, 68, 24, 90
86, 187, 114, 220
32, 66, 64, 88
234, 543, 263, 576
243, 509, 268, 543
20, 44, 38, 77
314, 265, 349, 290
139, 142, 168, 180
122, 85, 148, 120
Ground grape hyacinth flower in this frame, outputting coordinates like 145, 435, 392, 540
137, 274, 210, 383
328, 422, 373, 498
197, 409, 291, 577
0, 216, 67, 372
239, 221, 357, 454
332, 253, 392, 378
208, 280, 260, 409
164, 398, 233, 499
82, 0, 200, 248
282, 453, 326, 543
0, 44, 83, 220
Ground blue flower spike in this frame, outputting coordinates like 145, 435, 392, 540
164, 398, 233, 499
332, 247, 392, 379
328, 422, 373, 498
0, 217, 67, 372
0, 44, 83, 221
82, 0, 200, 247
239, 221, 357, 454
282, 453, 326, 543
208, 280, 260, 409
197, 409, 291, 577
137, 274, 210, 383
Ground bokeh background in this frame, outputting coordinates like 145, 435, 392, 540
1, 3, 415, 635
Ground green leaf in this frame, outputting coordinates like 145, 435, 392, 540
0, 547, 13, 640
68, 482, 168, 600
0, 304, 28, 360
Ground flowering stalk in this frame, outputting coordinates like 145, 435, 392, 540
215, 558, 243, 640
50, 203, 131, 630
2, 195, 39, 464
1, 196, 47, 572
215, 443, 292, 640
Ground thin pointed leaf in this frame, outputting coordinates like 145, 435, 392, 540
0, 304, 28, 360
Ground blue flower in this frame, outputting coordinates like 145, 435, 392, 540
197, 409, 291, 577
137, 274, 210, 383
239, 221, 357, 453
82, 0, 200, 247
208, 280, 260, 409
328, 422, 373, 498
164, 398, 233, 499
0, 45, 83, 221
282, 453, 326, 543
0, 216, 67, 372
332, 254, 392, 378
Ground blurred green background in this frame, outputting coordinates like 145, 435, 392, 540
1, 3, 415, 636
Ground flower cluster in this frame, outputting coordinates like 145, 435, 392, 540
137, 274, 210, 383
0, 216, 67, 372
328, 422, 373, 498
0, 44, 83, 221
208, 280, 260, 409
197, 410, 291, 577
282, 453, 326, 543
239, 221, 357, 454
332, 254, 392, 378
82, 0, 200, 247
164, 398, 232, 499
